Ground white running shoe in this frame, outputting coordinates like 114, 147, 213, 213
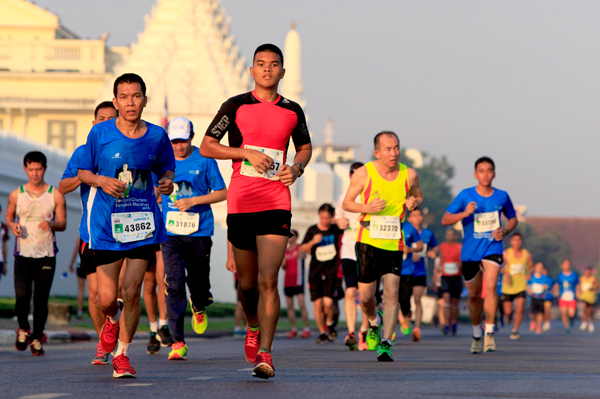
580, 322, 588, 331
542, 321, 551, 332
588, 323, 595, 333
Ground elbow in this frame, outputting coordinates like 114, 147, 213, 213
199, 143, 210, 158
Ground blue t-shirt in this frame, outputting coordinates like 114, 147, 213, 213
543, 275, 554, 300
528, 273, 548, 299
159, 147, 226, 237
61, 145, 91, 243
401, 223, 422, 276
79, 119, 175, 250
556, 271, 579, 301
406, 228, 438, 277
446, 187, 516, 262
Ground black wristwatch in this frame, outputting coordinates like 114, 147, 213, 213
293, 163, 305, 177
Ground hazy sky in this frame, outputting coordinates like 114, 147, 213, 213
34, 0, 600, 217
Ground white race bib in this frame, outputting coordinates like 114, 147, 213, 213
240, 145, 284, 181
166, 212, 199, 235
315, 244, 336, 262
510, 263, 525, 276
417, 243, 428, 259
474, 211, 500, 233
349, 219, 360, 233
531, 283, 545, 295
443, 262, 459, 275
561, 291, 575, 301
582, 282, 593, 292
111, 212, 155, 243
369, 216, 401, 240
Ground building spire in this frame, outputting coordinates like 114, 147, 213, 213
281, 21, 304, 108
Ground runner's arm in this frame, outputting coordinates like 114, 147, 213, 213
51, 190, 67, 232
5, 189, 21, 237
406, 168, 424, 211
173, 188, 227, 212
278, 143, 312, 187
58, 176, 81, 195
405, 240, 424, 254
225, 241, 236, 273
69, 240, 78, 272
78, 170, 127, 198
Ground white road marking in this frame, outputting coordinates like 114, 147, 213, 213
238, 368, 254, 371
188, 376, 216, 380
19, 394, 71, 399
120, 383, 154, 387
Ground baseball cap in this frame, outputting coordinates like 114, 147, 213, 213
167, 117, 194, 140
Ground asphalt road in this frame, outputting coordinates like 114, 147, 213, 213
2, 321, 600, 399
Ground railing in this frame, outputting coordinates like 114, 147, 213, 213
0, 39, 106, 74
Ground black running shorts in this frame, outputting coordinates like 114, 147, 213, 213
227, 210, 292, 251
356, 242, 403, 284
462, 254, 503, 282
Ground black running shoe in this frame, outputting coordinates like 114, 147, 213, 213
327, 326, 337, 342
30, 339, 44, 356
147, 332, 160, 354
315, 333, 329, 344
157, 325, 174, 347
15, 329, 30, 351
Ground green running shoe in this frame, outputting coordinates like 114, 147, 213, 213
190, 298, 208, 335
366, 311, 383, 351
168, 341, 188, 360
377, 340, 393, 362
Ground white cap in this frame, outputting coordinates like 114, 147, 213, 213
167, 117, 194, 140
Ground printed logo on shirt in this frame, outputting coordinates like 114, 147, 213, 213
210, 115, 230, 139
189, 170, 200, 175
148, 154, 156, 160
282, 98, 290, 104
112, 153, 121, 159
114, 165, 150, 199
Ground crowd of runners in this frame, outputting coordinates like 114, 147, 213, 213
4, 43, 598, 380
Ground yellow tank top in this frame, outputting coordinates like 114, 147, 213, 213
356, 162, 409, 251
502, 248, 529, 295
580, 275, 598, 304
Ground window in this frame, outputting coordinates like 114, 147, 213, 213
47, 120, 76, 151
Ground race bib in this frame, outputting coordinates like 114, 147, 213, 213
510, 263, 525, 276
240, 145, 284, 181
582, 282, 593, 292
369, 216, 401, 240
166, 212, 199, 235
443, 262, 459, 275
561, 291, 575, 301
417, 244, 428, 259
315, 244, 336, 262
474, 211, 500, 233
111, 212, 155, 243
531, 283, 545, 295
349, 219, 360, 233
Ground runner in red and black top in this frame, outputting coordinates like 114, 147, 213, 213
200, 43, 312, 379
439, 228, 463, 336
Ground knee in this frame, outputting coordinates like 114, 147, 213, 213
468, 291, 481, 303
122, 284, 142, 304
258, 276, 278, 292
98, 291, 117, 311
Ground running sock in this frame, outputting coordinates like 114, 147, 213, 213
248, 323, 260, 332
369, 313, 382, 327
149, 321, 158, 333
485, 323, 495, 334
304, 327, 310, 332
381, 338, 391, 345
234, 326, 241, 333
290, 327, 297, 332
159, 319, 168, 328
115, 340, 130, 356
108, 308, 121, 324
472, 325, 482, 338
258, 347, 270, 354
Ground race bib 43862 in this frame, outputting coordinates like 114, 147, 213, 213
111, 212, 155, 243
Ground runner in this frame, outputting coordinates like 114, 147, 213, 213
400, 208, 438, 342
527, 262, 549, 334
78, 73, 176, 378
542, 266, 554, 331
432, 256, 446, 332
158, 116, 226, 360
200, 43, 312, 379
398, 219, 423, 337
501, 233, 533, 340
439, 228, 463, 336
67, 242, 86, 319
300, 204, 343, 344
7, 151, 67, 356
0, 205, 8, 284
342, 131, 422, 362
335, 162, 369, 350
59, 100, 118, 364
553, 259, 579, 333
441, 156, 517, 354
577, 266, 598, 333
282, 230, 310, 339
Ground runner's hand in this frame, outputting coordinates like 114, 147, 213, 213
363, 198, 386, 214
427, 250, 437, 259
337, 218, 350, 230
412, 253, 420, 262
492, 228, 505, 241
69, 265, 74, 273
243, 149, 273, 175
9, 222, 21, 237
464, 202, 477, 216
98, 175, 127, 198
174, 198, 196, 212
276, 164, 298, 186
158, 177, 174, 196
406, 196, 418, 211
312, 233, 323, 245
225, 256, 236, 273
38, 221, 51, 232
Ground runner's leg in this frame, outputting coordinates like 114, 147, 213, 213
14, 257, 33, 332
465, 272, 484, 328
162, 237, 187, 342
513, 296, 525, 332
358, 281, 378, 322
233, 247, 259, 327
297, 293, 310, 329
31, 257, 56, 340
155, 249, 168, 322
345, 287, 357, 334
77, 275, 85, 316
143, 262, 158, 328
314, 298, 325, 334
86, 273, 104, 336
443, 292, 452, 326
381, 273, 400, 340
120, 258, 148, 343
413, 285, 426, 329
286, 296, 296, 330
482, 262, 500, 326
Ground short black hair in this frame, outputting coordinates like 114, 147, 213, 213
373, 131, 399, 149
511, 232, 522, 239
318, 203, 335, 216
113, 73, 146, 98
23, 151, 47, 168
350, 162, 364, 174
253, 44, 284, 66
475, 156, 495, 171
94, 101, 116, 119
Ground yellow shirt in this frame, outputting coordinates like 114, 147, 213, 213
579, 275, 598, 304
356, 162, 409, 251
502, 248, 529, 295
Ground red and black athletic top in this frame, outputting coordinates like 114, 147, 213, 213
205, 91, 310, 214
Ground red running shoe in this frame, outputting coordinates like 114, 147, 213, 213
112, 354, 136, 378
101, 317, 120, 354
286, 329, 297, 339
92, 341, 109, 365
300, 329, 311, 339
252, 352, 275, 379
245, 325, 260, 363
